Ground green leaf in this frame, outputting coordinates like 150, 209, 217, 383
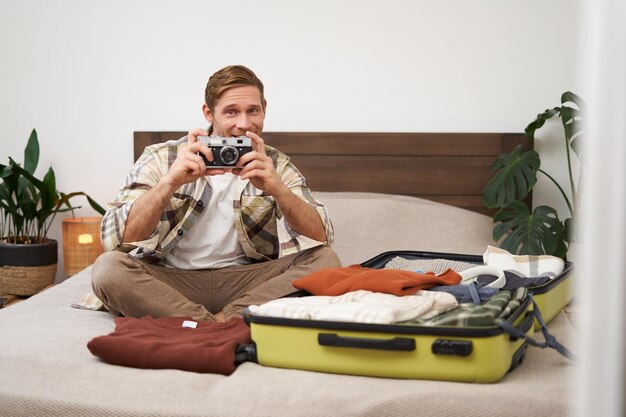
86, 195, 106, 215
560, 92, 585, 160
0, 182, 10, 204
0, 180, 19, 215
482, 145, 540, 209
492, 202, 566, 257
553, 218, 572, 259
9, 159, 46, 192
0, 164, 19, 196
561, 91, 585, 114
24, 129, 40, 175
20, 198, 38, 221
0, 164, 12, 178
41, 167, 58, 212
54, 192, 106, 215
563, 217, 574, 243
13, 162, 36, 206
562, 217, 576, 260
9, 160, 52, 233
525, 107, 560, 142
55, 206, 80, 213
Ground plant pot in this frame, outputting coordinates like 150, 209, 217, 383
0, 239, 58, 296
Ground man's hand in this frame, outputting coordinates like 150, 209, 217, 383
234, 131, 327, 242
122, 129, 224, 243
234, 131, 286, 196
162, 129, 226, 189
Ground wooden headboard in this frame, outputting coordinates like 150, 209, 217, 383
134, 132, 529, 215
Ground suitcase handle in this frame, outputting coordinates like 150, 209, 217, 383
318, 333, 416, 351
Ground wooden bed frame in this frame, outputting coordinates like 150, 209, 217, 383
134, 132, 529, 215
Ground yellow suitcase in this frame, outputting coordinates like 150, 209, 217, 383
240, 250, 573, 383
244, 299, 533, 383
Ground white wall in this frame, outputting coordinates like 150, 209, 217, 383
0, 0, 581, 282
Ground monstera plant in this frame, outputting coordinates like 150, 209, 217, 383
482, 92, 584, 259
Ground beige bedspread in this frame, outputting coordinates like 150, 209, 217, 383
0, 192, 576, 416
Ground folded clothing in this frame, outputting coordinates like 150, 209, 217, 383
483, 245, 564, 278
384, 257, 477, 274
72, 292, 105, 311
414, 288, 528, 327
477, 271, 551, 290
292, 265, 461, 296
248, 289, 458, 324
429, 283, 499, 304
87, 316, 251, 375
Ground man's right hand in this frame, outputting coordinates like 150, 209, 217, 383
162, 128, 226, 189
122, 129, 224, 244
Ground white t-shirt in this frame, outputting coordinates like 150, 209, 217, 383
164, 173, 251, 269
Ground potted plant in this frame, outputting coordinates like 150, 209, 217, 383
482, 92, 584, 259
0, 129, 105, 296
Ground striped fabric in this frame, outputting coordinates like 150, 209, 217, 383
384, 256, 478, 274
101, 136, 333, 263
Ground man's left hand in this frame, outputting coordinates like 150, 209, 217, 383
235, 131, 286, 196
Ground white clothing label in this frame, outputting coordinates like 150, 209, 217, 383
182, 320, 198, 329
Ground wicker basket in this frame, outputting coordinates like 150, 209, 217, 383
0, 239, 58, 296
0, 264, 57, 296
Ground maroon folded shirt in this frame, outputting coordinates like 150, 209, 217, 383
87, 316, 251, 375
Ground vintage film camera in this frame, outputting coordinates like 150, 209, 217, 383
198, 136, 253, 168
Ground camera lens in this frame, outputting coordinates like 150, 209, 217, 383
220, 146, 239, 165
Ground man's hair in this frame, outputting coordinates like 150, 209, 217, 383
204, 65, 265, 113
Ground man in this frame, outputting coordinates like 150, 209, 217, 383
92, 65, 340, 322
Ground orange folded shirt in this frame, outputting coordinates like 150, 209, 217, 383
292, 265, 462, 296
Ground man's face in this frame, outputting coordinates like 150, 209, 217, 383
203, 85, 266, 137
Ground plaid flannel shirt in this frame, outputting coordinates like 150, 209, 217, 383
415, 287, 528, 327
101, 137, 334, 263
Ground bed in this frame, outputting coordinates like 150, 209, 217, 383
0, 132, 574, 417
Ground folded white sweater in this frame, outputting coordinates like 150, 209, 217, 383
248, 290, 458, 324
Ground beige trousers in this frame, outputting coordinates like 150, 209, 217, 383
91, 246, 341, 322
